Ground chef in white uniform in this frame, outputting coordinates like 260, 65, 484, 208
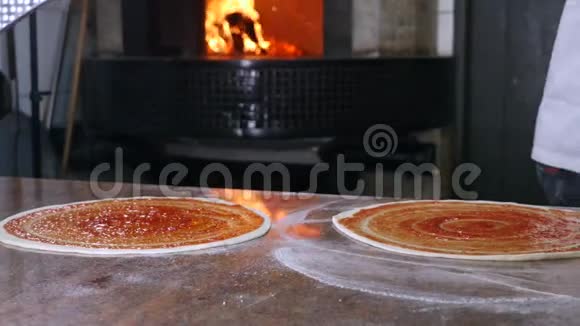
533, 0, 580, 206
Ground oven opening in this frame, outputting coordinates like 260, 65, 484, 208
204, 0, 323, 58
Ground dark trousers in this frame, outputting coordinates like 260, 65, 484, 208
536, 164, 580, 207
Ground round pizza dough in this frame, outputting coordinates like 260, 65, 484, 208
333, 200, 580, 261
0, 197, 271, 256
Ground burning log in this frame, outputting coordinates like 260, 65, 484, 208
205, 0, 302, 57
225, 12, 268, 55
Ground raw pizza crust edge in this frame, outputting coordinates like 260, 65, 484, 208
332, 200, 580, 262
0, 197, 272, 256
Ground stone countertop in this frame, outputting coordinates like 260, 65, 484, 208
0, 177, 579, 325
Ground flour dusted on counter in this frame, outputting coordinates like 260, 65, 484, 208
274, 241, 580, 313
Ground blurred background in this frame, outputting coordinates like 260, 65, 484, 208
0, 0, 566, 204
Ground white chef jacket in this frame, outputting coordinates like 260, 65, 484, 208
532, 0, 580, 173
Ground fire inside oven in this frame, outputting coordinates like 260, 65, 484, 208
203, 0, 323, 58
83, 0, 454, 139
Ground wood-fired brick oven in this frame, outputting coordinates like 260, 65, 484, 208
82, 0, 454, 139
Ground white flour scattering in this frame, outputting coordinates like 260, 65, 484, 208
273, 204, 580, 315
274, 242, 580, 313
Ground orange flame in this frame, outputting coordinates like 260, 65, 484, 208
211, 189, 321, 239
211, 189, 287, 221
205, 0, 303, 57
205, 0, 270, 55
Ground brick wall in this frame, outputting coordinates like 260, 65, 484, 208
353, 0, 454, 57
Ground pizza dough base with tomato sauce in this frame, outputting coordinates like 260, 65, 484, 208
0, 197, 271, 256
333, 201, 580, 261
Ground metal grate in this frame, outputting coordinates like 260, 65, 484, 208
0, 0, 45, 29
82, 58, 454, 139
